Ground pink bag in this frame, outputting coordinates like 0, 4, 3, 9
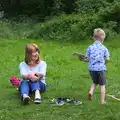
9, 76, 20, 88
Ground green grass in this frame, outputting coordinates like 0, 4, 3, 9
0, 39, 120, 120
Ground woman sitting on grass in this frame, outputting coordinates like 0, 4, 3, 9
19, 43, 47, 105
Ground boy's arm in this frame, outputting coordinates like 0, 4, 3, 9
105, 56, 110, 64
80, 47, 90, 62
104, 48, 110, 64
79, 56, 89, 62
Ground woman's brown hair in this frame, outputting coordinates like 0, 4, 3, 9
25, 43, 40, 64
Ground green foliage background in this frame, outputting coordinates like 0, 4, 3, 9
0, 0, 120, 41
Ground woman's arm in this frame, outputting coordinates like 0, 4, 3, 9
21, 74, 30, 80
19, 62, 31, 80
19, 62, 40, 81
35, 61, 47, 80
35, 73, 43, 79
21, 71, 39, 81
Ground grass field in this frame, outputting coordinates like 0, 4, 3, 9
0, 39, 120, 120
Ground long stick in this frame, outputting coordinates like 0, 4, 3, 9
107, 94, 120, 101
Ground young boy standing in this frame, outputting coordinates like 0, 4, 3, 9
81, 28, 110, 104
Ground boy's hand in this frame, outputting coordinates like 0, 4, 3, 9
79, 57, 88, 62
105, 57, 110, 64
79, 56, 84, 61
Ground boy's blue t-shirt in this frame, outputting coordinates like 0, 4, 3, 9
19, 60, 47, 84
86, 41, 110, 71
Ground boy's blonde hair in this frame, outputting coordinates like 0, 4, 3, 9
93, 28, 106, 40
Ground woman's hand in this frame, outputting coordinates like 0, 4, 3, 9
28, 72, 35, 79
28, 72, 39, 81
35, 72, 43, 79
30, 75, 39, 82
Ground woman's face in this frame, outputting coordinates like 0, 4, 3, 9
31, 51, 39, 62
26, 44, 40, 64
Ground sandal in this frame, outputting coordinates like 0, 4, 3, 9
49, 98, 64, 106
65, 98, 82, 105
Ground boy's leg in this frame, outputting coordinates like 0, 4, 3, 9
100, 85, 105, 104
88, 71, 98, 100
88, 83, 96, 100
89, 83, 96, 95
98, 71, 106, 104
19, 80, 30, 104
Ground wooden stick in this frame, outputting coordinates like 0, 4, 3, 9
72, 52, 85, 58
107, 94, 120, 101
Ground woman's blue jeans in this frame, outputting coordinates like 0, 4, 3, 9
19, 80, 46, 96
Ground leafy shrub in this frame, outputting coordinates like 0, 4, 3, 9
1, 0, 120, 41
75, 0, 110, 13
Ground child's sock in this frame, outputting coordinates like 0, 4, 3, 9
35, 90, 41, 99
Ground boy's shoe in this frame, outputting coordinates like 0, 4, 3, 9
34, 98, 41, 104
88, 93, 92, 100
23, 96, 30, 105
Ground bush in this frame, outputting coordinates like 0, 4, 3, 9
75, 0, 109, 13
28, 14, 81, 41
98, 0, 120, 32
28, 13, 118, 42
0, 18, 34, 39
0, 20, 15, 39
0, 12, 118, 42
1, 0, 120, 42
